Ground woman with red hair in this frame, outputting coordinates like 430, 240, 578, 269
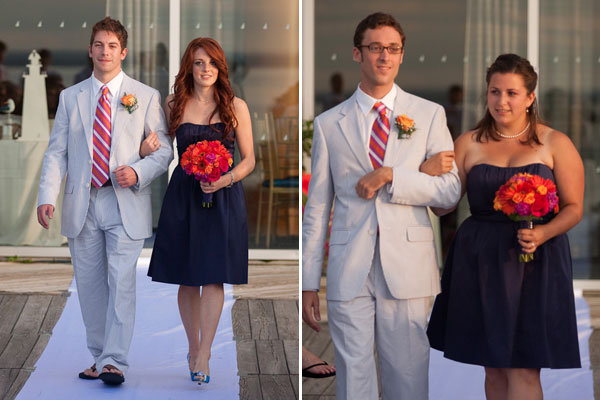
146, 37, 255, 384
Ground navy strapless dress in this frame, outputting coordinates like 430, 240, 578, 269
147, 123, 248, 286
427, 163, 581, 368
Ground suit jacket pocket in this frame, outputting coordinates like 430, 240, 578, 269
329, 229, 350, 245
406, 225, 434, 242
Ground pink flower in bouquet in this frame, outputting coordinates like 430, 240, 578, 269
494, 172, 559, 219
180, 140, 233, 183
180, 140, 233, 208
493, 172, 559, 262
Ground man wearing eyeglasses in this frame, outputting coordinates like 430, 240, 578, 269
302, 12, 461, 400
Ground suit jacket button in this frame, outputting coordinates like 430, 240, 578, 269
368, 229, 375, 235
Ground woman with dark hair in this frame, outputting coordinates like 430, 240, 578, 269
146, 37, 255, 384
423, 53, 583, 399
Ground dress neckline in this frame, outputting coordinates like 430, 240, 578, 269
471, 162, 552, 172
179, 122, 225, 127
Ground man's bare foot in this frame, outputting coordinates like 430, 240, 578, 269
302, 347, 336, 377
99, 364, 125, 385
78, 363, 99, 380
101, 365, 123, 376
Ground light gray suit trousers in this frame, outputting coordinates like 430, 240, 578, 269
69, 186, 143, 372
327, 239, 430, 400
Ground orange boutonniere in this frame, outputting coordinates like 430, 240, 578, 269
120, 93, 138, 114
395, 114, 416, 138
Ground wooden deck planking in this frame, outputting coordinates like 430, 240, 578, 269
256, 340, 289, 375
259, 375, 297, 400
0, 262, 73, 296
3, 369, 31, 400
235, 298, 299, 400
0, 296, 27, 335
273, 300, 299, 340
39, 295, 68, 334
0, 369, 19, 399
0, 335, 39, 369
22, 334, 51, 370
236, 339, 259, 375
249, 299, 279, 340
239, 375, 263, 400
232, 299, 252, 340
283, 340, 299, 375
0, 263, 70, 400
12, 295, 52, 335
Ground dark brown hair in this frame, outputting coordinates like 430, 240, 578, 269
168, 38, 237, 139
90, 17, 128, 49
474, 53, 541, 145
353, 12, 406, 49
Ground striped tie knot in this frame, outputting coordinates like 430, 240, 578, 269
373, 101, 386, 118
101, 85, 109, 96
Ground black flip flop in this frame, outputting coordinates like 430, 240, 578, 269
302, 361, 336, 379
78, 364, 99, 380
99, 365, 125, 385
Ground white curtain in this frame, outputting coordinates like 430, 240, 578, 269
457, 0, 527, 225
462, 0, 527, 132
106, 0, 169, 99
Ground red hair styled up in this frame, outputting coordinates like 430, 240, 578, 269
168, 38, 237, 139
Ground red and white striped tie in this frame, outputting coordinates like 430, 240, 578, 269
368, 101, 390, 169
91, 85, 111, 188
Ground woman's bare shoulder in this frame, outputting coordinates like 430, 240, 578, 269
233, 96, 248, 109
538, 124, 572, 147
455, 130, 478, 148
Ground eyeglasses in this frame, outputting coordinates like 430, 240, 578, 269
358, 43, 403, 54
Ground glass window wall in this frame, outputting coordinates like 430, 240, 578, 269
540, 0, 600, 278
0, 0, 299, 250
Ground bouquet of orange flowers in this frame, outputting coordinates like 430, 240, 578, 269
180, 140, 233, 208
493, 172, 559, 262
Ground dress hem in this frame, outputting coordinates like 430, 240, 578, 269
434, 349, 582, 370
148, 276, 248, 286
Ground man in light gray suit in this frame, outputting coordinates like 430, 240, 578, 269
302, 13, 461, 399
37, 17, 172, 385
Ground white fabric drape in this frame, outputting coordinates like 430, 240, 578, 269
462, 0, 527, 132
457, 0, 527, 226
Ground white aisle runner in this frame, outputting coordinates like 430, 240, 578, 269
430, 290, 594, 399
17, 257, 239, 400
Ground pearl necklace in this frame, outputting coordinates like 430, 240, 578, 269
495, 122, 531, 139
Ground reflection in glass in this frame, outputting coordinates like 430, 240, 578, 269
540, 0, 600, 278
0, 1, 106, 246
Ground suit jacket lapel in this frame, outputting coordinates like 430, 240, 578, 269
383, 86, 412, 166
77, 78, 93, 158
110, 73, 133, 159
337, 92, 372, 173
